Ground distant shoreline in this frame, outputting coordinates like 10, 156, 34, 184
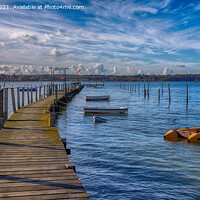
0, 74, 200, 82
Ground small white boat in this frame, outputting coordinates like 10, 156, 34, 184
85, 95, 110, 101
83, 107, 128, 114
93, 116, 107, 123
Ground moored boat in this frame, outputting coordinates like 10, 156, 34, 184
164, 127, 200, 141
83, 107, 128, 114
85, 95, 110, 101
93, 116, 107, 123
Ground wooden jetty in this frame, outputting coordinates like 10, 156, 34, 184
0, 84, 90, 199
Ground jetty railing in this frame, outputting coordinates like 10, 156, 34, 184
0, 82, 82, 128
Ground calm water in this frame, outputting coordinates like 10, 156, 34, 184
57, 82, 200, 200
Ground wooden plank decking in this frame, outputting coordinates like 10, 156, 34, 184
0, 93, 90, 199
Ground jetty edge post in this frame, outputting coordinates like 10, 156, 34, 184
161, 82, 163, 96
11, 88, 16, 113
4, 88, 8, 120
44, 85, 46, 98
55, 84, 58, 101
35, 87, 38, 101
31, 87, 33, 103
167, 83, 171, 104
186, 84, 188, 107
22, 87, 24, 107
39, 86, 42, 100
17, 87, 20, 109
0, 89, 3, 117
0, 89, 3, 126
27, 87, 30, 105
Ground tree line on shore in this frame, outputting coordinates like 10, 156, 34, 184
0, 74, 200, 82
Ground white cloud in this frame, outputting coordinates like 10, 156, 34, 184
9, 32, 37, 42
112, 66, 118, 74
49, 48, 66, 57
137, 69, 143, 75
163, 67, 173, 75
91, 63, 105, 74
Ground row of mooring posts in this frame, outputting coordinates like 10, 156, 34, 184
49, 84, 84, 127
119, 82, 189, 107
0, 83, 72, 127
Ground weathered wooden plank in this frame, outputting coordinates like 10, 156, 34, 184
0, 188, 88, 198
0, 176, 83, 184
0, 169, 75, 176
0, 183, 85, 193
0, 193, 89, 200
0, 172, 77, 179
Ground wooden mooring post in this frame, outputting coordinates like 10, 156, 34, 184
11, 88, 16, 113
147, 83, 149, 99
39, 86, 42, 100
186, 84, 188, 106
55, 84, 58, 101
0, 89, 3, 118
158, 88, 160, 103
22, 88, 24, 107
17, 87, 20, 109
4, 88, 8, 120
44, 85, 46, 98
167, 83, 171, 104
31, 87, 33, 103
27, 87, 30, 104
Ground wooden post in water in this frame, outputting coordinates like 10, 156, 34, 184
27, 88, 30, 104
147, 83, 149, 99
135, 84, 136, 93
167, 83, 171, 104
17, 87, 20, 109
22, 88, 24, 107
186, 84, 188, 106
158, 88, 160, 103
161, 82, 163, 96
144, 85, 146, 98
11, 88, 16, 113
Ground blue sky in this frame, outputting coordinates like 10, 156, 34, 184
0, 0, 200, 75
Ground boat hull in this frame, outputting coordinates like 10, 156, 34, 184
85, 95, 110, 101
83, 107, 128, 114
93, 116, 107, 123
